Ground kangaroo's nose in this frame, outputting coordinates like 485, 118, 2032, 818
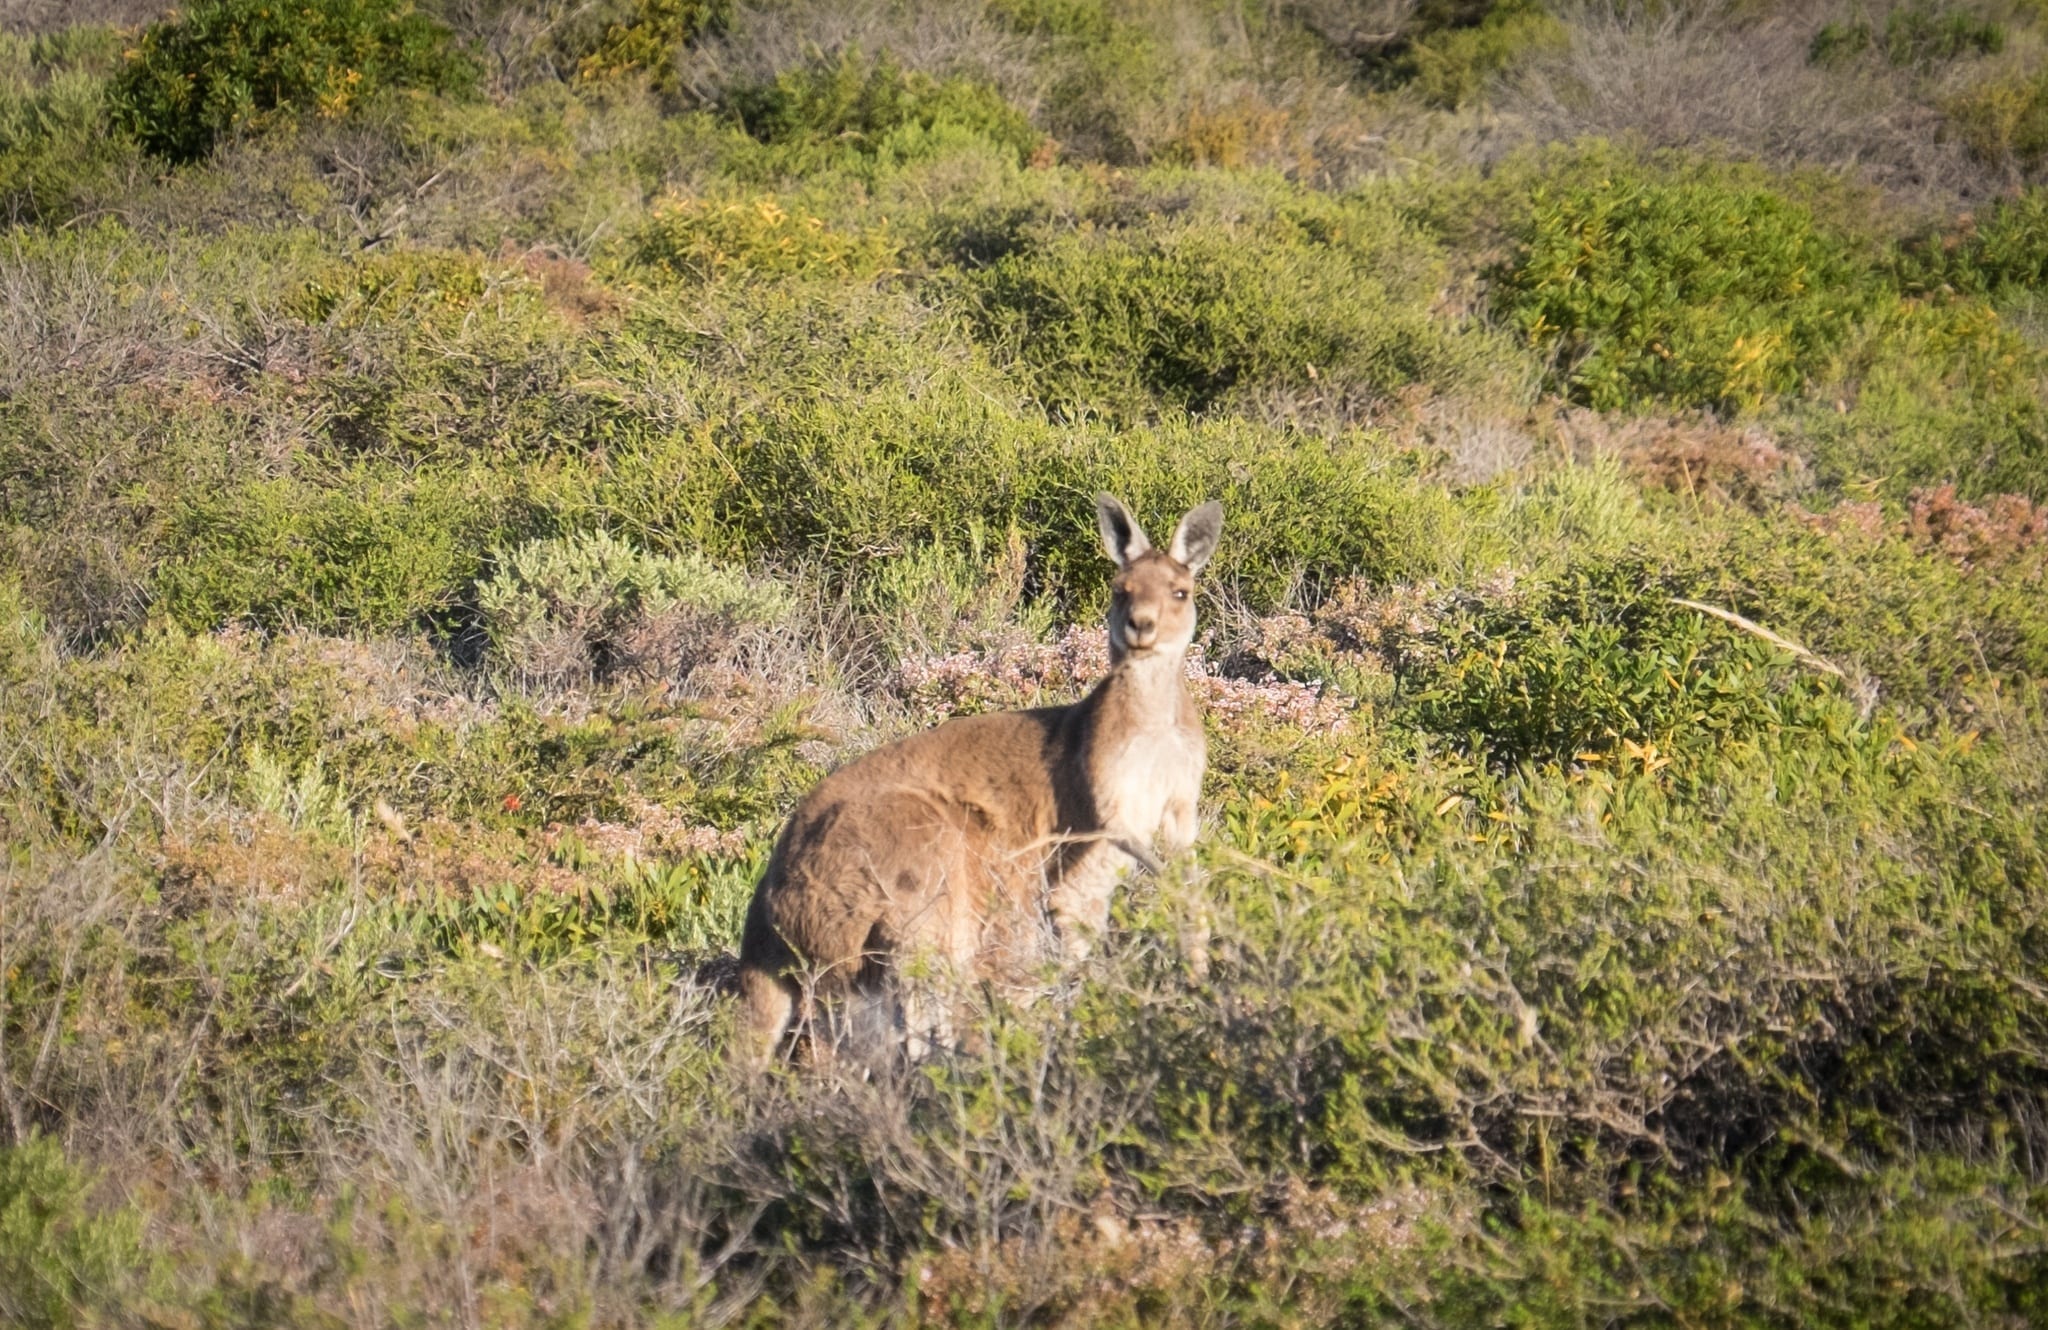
1126, 615, 1157, 645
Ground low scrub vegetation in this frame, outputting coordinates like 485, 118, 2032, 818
0, 0, 2045, 1325
109, 0, 477, 163
1495, 154, 1868, 411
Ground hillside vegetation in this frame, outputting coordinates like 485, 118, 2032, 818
1, 0, 2046, 1324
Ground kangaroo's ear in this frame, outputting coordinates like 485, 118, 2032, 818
1168, 501, 1223, 574
1096, 493, 1152, 568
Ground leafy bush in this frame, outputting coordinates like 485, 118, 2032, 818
962, 199, 1470, 417
0, 30, 136, 223
1399, 1, 1566, 108
600, 389, 1463, 606
292, 245, 491, 326
620, 192, 899, 283
726, 47, 1041, 171
1097, 680, 2047, 1207
1810, 1, 2005, 68
1896, 187, 2048, 296
1405, 557, 1851, 774
1495, 163, 1869, 412
573, 0, 728, 91
1944, 66, 2048, 178
108, 0, 475, 165
1810, 0, 1998, 68
993, 0, 1168, 163
1801, 290, 2048, 501
0, 1135, 144, 1329
476, 528, 791, 687
152, 465, 542, 633
1351, 1161, 2048, 1328
1702, 506, 2048, 710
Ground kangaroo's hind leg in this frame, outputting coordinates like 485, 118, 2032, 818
874, 820, 993, 1058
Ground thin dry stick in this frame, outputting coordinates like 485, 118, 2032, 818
1670, 598, 1844, 677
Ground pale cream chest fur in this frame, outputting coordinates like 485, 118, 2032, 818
1095, 720, 1204, 839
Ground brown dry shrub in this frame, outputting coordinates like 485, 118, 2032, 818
1625, 424, 1806, 505
542, 793, 752, 864
1222, 607, 1322, 675
913, 1175, 1438, 1325
1159, 89, 1308, 171
608, 602, 741, 686
680, 0, 1043, 112
1210, 576, 1456, 705
1283, 0, 1443, 63
1907, 482, 2048, 566
1152, 73, 1384, 181
358, 817, 584, 899
1310, 575, 1452, 660
264, 630, 483, 732
913, 1202, 1221, 1325
0, 0, 168, 32
1548, 407, 1807, 506
516, 249, 621, 326
156, 821, 351, 907
4, 519, 153, 644
1403, 397, 1541, 485
1796, 497, 1891, 543
1498, 4, 2002, 205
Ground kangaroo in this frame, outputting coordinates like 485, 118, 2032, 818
735, 494, 1221, 1062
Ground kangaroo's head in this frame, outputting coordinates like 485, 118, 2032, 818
1095, 494, 1223, 664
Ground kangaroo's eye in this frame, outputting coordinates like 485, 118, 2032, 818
1174, 589, 1189, 600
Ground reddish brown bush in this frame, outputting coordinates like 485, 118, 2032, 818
1907, 482, 2048, 566
518, 249, 620, 325
1548, 408, 1807, 506
1796, 498, 1891, 542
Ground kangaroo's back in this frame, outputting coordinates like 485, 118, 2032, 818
736, 495, 1223, 1063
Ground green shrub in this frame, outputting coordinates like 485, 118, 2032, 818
1094, 673, 2046, 1198
0, 1135, 144, 1329
1944, 66, 2048, 177
1896, 187, 2048, 297
573, 0, 727, 92
1702, 507, 2048, 710
991, 0, 1168, 164
962, 201, 1470, 418
1802, 292, 2048, 501
0, 30, 137, 223
292, 246, 491, 327
1405, 556, 1853, 774
1495, 165, 1869, 412
1400, 2, 1566, 108
241, 741, 354, 839
475, 528, 790, 685
108, 0, 475, 165
725, 47, 1041, 172
595, 390, 1461, 607
620, 192, 899, 283
1810, 1, 2005, 69
1353, 1162, 2048, 1329
152, 465, 544, 634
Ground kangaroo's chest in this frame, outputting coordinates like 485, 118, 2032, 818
1094, 724, 1203, 834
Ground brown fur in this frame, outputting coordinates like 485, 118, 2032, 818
736, 495, 1222, 1061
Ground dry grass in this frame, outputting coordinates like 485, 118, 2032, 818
679, 0, 1045, 112
0, 0, 168, 33
1545, 406, 1810, 507
1498, 1, 2008, 208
